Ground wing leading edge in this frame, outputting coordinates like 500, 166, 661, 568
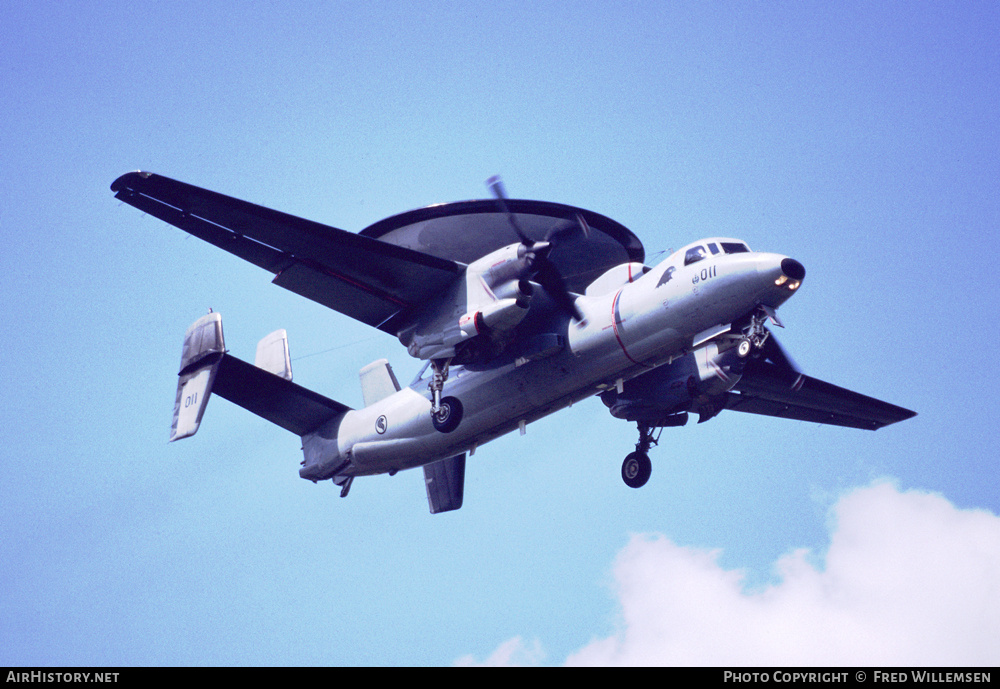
111, 171, 462, 333
726, 360, 917, 430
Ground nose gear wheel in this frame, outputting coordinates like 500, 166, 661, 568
622, 451, 652, 488
736, 308, 772, 357
621, 422, 661, 488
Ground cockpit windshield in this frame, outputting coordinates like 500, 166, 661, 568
681, 240, 750, 266
684, 245, 707, 265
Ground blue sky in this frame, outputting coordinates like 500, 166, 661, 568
2, 1, 998, 666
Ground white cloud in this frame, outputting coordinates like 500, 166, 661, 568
453, 636, 545, 667
467, 481, 1000, 666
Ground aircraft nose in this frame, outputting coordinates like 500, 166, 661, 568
781, 258, 805, 281
761, 255, 805, 296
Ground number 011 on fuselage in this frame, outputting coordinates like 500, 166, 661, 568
112, 172, 915, 514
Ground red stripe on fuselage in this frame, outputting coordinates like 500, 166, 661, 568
611, 289, 652, 368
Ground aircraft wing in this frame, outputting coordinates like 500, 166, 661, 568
725, 360, 917, 430
111, 172, 463, 333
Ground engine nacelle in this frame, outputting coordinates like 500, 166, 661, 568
601, 340, 746, 425
458, 296, 530, 338
400, 244, 539, 361
405, 277, 534, 361
490, 277, 533, 305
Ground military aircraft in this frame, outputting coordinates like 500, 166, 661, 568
111, 171, 916, 513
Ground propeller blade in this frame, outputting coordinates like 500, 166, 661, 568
534, 256, 584, 321
764, 330, 800, 372
545, 213, 591, 244
486, 175, 530, 245
485, 174, 507, 199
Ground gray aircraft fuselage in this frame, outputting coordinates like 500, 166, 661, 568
299, 239, 801, 481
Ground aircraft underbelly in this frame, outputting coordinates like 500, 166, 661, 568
339, 343, 637, 475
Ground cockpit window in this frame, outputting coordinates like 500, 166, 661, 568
721, 242, 750, 254
684, 245, 707, 265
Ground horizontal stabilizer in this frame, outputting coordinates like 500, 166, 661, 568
213, 355, 350, 436
423, 454, 466, 514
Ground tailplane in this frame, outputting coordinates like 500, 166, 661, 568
170, 312, 351, 441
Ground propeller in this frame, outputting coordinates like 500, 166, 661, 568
486, 176, 530, 244
486, 175, 587, 321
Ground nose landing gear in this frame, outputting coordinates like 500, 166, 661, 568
736, 307, 773, 358
622, 451, 652, 488
621, 422, 661, 488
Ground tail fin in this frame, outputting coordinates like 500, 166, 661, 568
423, 454, 466, 514
171, 313, 225, 441
170, 313, 351, 441
255, 329, 292, 381
359, 358, 401, 406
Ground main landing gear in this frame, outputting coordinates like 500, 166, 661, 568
432, 396, 463, 433
621, 422, 661, 488
429, 358, 463, 433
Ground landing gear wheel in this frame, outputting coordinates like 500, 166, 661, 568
737, 338, 752, 358
432, 396, 463, 433
621, 451, 652, 488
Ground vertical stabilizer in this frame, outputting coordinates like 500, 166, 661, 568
171, 313, 225, 441
359, 359, 401, 407
423, 454, 466, 513
255, 329, 292, 381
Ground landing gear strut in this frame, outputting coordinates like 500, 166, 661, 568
428, 358, 451, 415
428, 358, 462, 433
621, 422, 660, 488
737, 308, 771, 358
